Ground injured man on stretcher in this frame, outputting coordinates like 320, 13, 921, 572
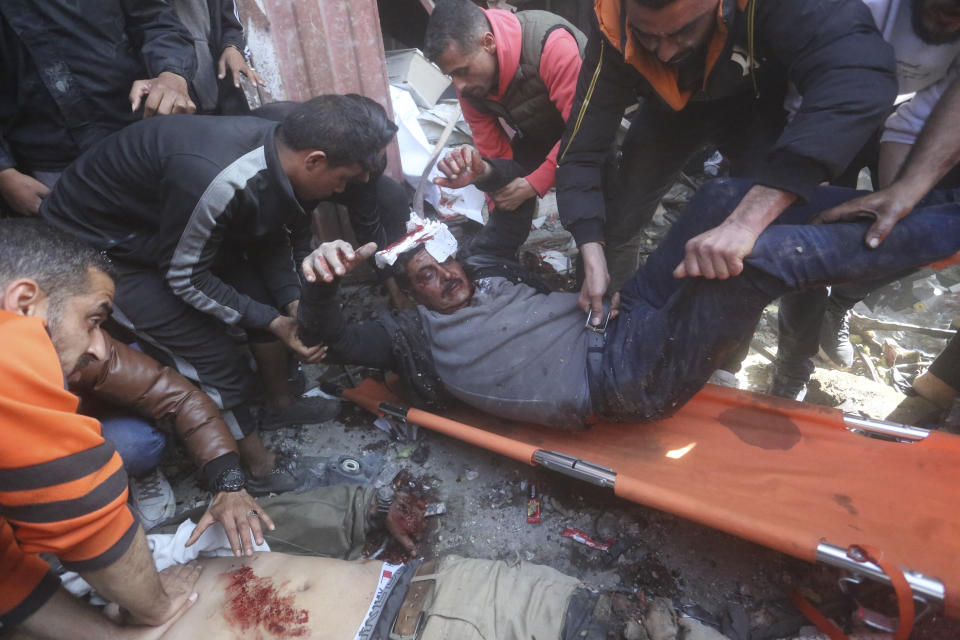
11, 486, 608, 640
297, 159, 960, 429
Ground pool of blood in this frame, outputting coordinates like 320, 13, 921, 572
223, 565, 310, 638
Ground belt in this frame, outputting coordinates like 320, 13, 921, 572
390, 560, 437, 640
584, 309, 609, 400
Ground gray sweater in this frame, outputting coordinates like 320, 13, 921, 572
418, 277, 591, 429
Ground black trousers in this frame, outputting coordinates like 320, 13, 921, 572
109, 257, 289, 438
603, 87, 787, 291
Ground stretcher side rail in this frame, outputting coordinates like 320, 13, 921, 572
330, 380, 952, 618
817, 542, 945, 607
842, 415, 931, 442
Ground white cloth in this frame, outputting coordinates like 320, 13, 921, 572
390, 86, 486, 223
148, 518, 270, 572
59, 520, 270, 599
352, 562, 406, 640
374, 212, 459, 268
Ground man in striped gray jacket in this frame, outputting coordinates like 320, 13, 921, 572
40, 95, 397, 492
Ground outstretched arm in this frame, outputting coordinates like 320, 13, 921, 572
297, 242, 397, 370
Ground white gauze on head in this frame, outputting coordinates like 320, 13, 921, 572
374, 212, 459, 269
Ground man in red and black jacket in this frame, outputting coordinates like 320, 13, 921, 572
423, 0, 584, 214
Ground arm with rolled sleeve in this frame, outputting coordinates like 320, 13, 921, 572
525, 28, 583, 196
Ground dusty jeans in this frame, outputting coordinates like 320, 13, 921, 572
774, 186, 960, 380
594, 177, 960, 421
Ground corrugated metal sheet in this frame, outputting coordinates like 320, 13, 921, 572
236, 0, 401, 177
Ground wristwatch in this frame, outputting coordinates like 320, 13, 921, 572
374, 486, 395, 514
214, 467, 246, 493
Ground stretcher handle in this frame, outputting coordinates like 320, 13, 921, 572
793, 545, 915, 640
324, 382, 541, 466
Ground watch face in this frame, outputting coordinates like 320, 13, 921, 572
218, 468, 246, 492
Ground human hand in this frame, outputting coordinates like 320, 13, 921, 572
130, 72, 196, 118
269, 315, 328, 362
218, 46, 265, 89
491, 177, 537, 211
385, 491, 425, 557
0, 168, 50, 216
810, 184, 918, 248
673, 220, 759, 279
301, 240, 377, 283
579, 242, 619, 326
123, 562, 201, 626
106, 592, 199, 639
184, 490, 274, 558
434, 145, 491, 189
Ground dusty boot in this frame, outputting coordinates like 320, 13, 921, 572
768, 366, 809, 402
818, 304, 854, 368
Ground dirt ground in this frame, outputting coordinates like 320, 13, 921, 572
164, 197, 959, 639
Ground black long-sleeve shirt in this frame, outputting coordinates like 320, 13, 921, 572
41, 115, 310, 329
556, 0, 898, 246
0, 0, 196, 173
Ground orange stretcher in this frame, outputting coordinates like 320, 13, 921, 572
329, 378, 960, 631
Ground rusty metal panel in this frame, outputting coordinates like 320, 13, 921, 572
236, 0, 401, 178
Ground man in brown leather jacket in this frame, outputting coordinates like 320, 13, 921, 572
71, 334, 273, 557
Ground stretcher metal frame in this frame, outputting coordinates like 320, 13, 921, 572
325, 382, 948, 614
535, 415, 946, 611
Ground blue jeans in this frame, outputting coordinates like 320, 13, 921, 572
775, 186, 960, 379
100, 414, 167, 478
594, 178, 960, 421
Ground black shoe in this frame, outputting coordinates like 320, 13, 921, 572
819, 306, 854, 368
258, 395, 341, 431
245, 452, 329, 496
768, 371, 808, 401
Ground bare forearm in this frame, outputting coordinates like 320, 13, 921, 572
16, 588, 130, 640
896, 76, 960, 199
80, 527, 170, 625
877, 141, 912, 190
726, 185, 798, 234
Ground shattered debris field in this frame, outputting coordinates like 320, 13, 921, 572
164, 192, 960, 639
161, 264, 960, 639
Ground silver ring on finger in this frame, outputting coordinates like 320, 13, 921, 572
247, 509, 260, 518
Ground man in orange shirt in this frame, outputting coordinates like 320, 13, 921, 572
0, 219, 200, 638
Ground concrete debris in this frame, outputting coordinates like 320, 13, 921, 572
642, 597, 679, 640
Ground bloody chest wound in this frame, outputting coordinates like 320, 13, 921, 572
222, 565, 310, 638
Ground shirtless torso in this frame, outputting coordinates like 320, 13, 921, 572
161, 553, 384, 640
